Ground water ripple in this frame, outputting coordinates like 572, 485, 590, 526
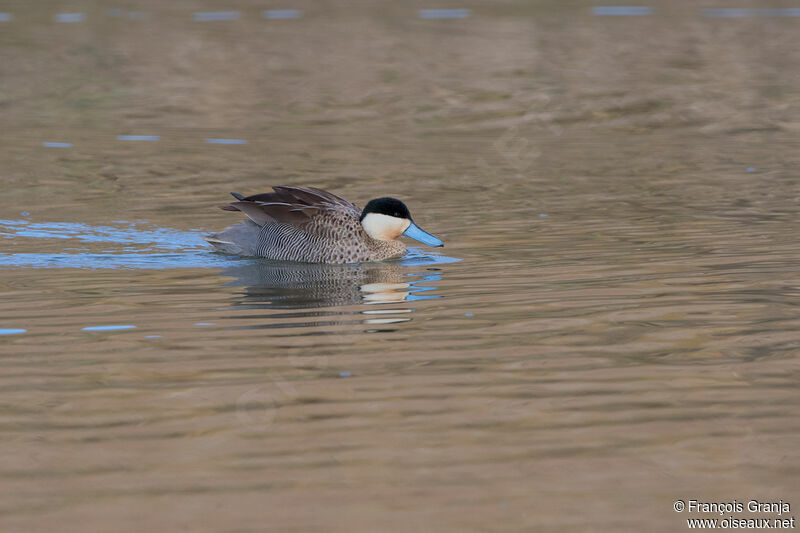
0, 220, 458, 270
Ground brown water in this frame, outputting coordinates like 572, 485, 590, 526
2, 1, 800, 531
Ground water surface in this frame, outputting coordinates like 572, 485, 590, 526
1, 1, 799, 531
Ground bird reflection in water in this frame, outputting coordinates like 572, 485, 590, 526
220, 257, 444, 329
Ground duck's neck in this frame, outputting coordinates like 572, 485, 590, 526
366, 236, 407, 259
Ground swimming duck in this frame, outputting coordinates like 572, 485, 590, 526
205, 186, 443, 263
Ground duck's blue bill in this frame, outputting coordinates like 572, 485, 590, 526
403, 221, 444, 247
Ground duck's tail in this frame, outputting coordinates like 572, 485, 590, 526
204, 220, 261, 256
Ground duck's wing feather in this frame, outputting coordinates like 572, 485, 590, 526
219, 186, 361, 228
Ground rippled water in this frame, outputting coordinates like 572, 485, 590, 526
2, 1, 800, 531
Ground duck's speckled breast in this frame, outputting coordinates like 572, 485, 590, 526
254, 210, 406, 263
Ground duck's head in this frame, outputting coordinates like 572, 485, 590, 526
360, 197, 444, 247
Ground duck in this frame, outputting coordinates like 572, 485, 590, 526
205, 186, 443, 264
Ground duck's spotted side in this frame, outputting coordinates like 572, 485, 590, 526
205, 186, 443, 264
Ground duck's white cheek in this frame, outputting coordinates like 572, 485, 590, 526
362, 213, 408, 241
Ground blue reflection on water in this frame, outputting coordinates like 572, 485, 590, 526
263, 10, 302, 19
419, 9, 471, 19
0, 328, 26, 335
0, 219, 459, 270
0, 13, 12, 22
205, 138, 248, 144
55, 13, 85, 23
592, 6, 653, 16
0, 252, 228, 269
117, 135, 159, 142
82, 325, 137, 331
193, 11, 241, 21
0, 219, 207, 248
43, 142, 72, 148
406, 272, 443, 301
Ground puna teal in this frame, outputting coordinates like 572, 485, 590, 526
205, 186, 443, 264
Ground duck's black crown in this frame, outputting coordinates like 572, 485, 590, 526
360, 197, 411, 222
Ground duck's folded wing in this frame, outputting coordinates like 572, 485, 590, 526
219, 186, 361, 228
273, 186, 360, 213
222, 200, 311, 227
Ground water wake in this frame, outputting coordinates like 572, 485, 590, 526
0, 219, 458, 270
